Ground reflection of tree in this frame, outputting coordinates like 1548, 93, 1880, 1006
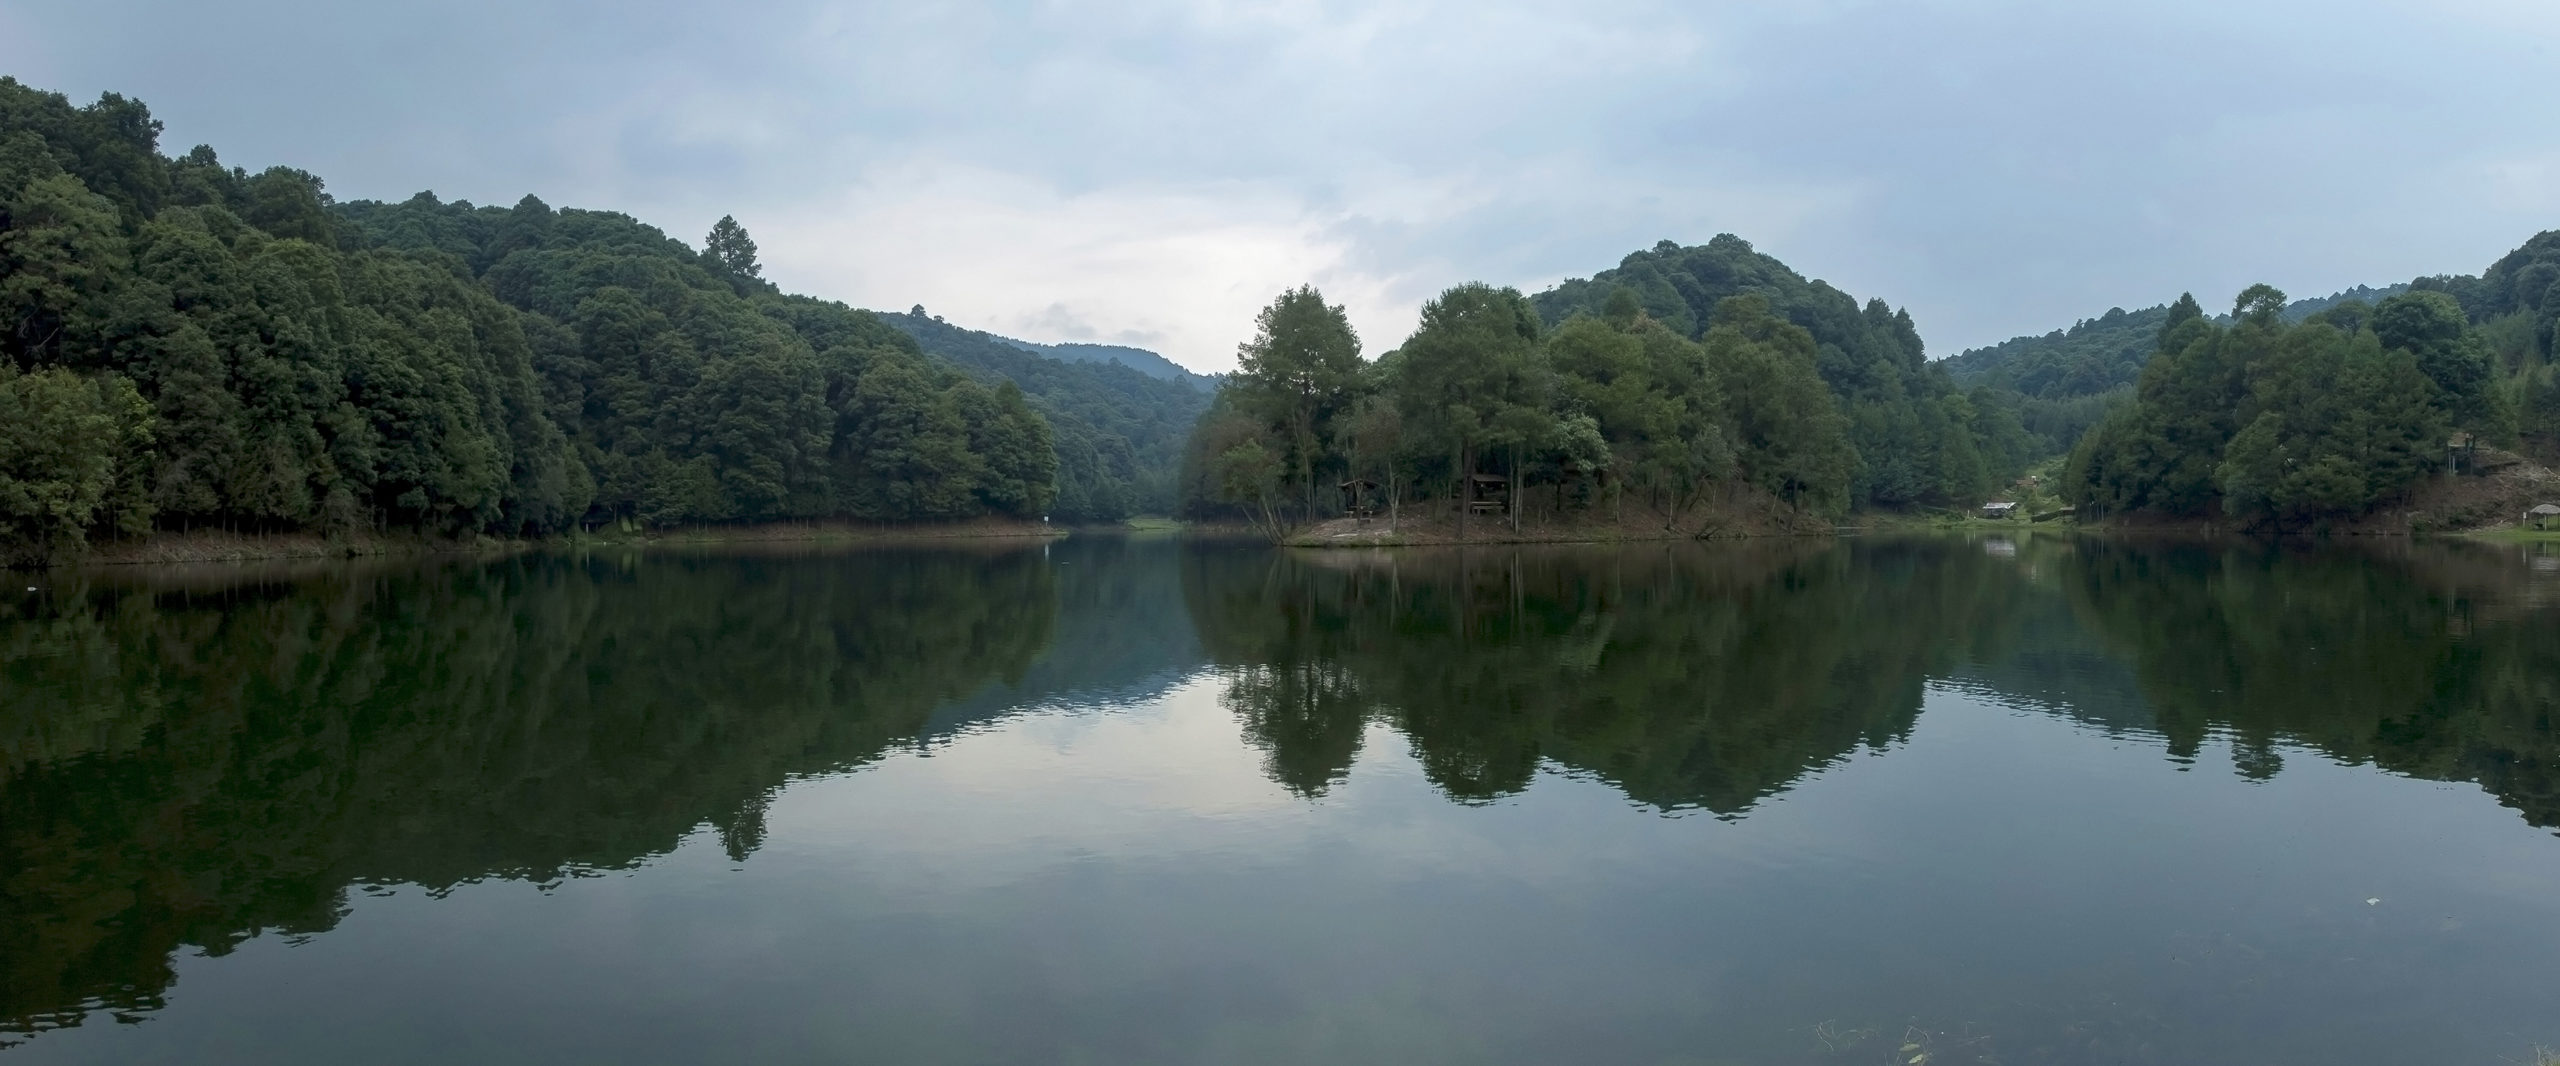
2060, 539, 2560, 824
1186, 539, 2038, 809
0, 547, 1056, 1038
1221, 661, 1372, 796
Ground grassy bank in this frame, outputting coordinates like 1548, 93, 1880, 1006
578, 518, 1063, 549
2459, 524, 2560, 544
1850, 511, 2077, 534
1278, 501, 1833, 547
25, 519, 1067, 570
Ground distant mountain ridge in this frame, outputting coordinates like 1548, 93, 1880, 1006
1943, 284, 2412, 400
1002, 337, 1213, 389
880, 309, 1212, 519
883, 306, 1210, 387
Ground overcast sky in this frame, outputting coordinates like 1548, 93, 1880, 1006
6, 0, 2556, 372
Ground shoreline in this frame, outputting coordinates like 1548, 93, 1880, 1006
27, 519, 1069, 571
35, 515, 2547, 570
1277, 508, 1837, 548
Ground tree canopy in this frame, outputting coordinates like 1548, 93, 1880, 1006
881, 308, 1209, 521
2062, 286, 2474, 528
1188, 239, 2009, 531
0, 76, 1097, 560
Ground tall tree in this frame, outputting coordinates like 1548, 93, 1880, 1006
703, 215, 761, 281
1699, 295, 1853, 516
1394, 283, 1550, 536
1231, 285, 1362, 521
2371, 290, 2503, 449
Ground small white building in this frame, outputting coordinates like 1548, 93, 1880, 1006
1981, 501, 2021, 520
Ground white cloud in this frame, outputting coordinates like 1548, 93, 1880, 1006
9, 0, 2556, 364
755, 160, 1422, 372
751, 150, 1868, 372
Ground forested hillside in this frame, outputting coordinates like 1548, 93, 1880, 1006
1947, 285, 2411, 398
1181, 237, 2036, 535
0, 77, 1117, 562
2040, 228, 2560, 529
1533, 236, 2034, 509
1012, 337, 1208, 388
1940, 285, 2410, 457
883, 309, 1209, 518
2420, 230, 2560, 456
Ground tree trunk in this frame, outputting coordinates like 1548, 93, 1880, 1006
1495, 443, 1515, 533
1456, 442, 1471, 542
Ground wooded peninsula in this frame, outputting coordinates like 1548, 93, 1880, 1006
6, 76, 2558, 563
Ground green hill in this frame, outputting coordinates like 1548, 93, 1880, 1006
0, 75, 1226, 558
1006, 337, 1211, 390
882, 310, 1211, 519
1942, 284, 2411, 400
1532, 235, 2033, 508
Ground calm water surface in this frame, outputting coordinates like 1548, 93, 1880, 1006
4, 535, 2558, 1064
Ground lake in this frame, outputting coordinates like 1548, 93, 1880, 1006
3, 534, 2558, 1065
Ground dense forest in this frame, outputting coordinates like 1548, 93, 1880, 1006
2045, 230, 2560, 529
1941, 285, 2411, 457
1538, 238, 2037, 512
1183, 237, 2036, 531
13, 76, 2560, 554
1017, 337, 1209, 388
0, 78, 1221, 562
884, 308, 1209, 518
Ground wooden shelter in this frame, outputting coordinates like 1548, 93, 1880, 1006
1466, 473, 1510, 516
2529, 503, 2560, 530
1338, 478, 1381, 518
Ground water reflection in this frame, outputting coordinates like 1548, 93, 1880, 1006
1187, 540, 2034, 810
2058, 539, 2560, 824
2, 534, 2557, 1058
1182, 536, 2560, 827
1, 545, 1057, 1039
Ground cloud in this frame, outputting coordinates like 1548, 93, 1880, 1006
5, 0, 2555, 367
753, 160, 1387, 370
753, 150, 1866, 371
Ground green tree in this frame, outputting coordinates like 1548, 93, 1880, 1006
1394, 282, 1551, 535
704, 215, 761, 281
0, 165, 125, 367
0, 365, 153, 561
1700, 295, 1853, 516
1212, 436, 1285, 537
1231, 285, 1363, 522
2371, 290, 2504, 449
1340, 386, 1407, 526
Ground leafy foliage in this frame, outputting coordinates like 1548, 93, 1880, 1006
0, 77, 1079, 558
882, 308, 1209, 521
2063, 287, 2466, 527
1189, 239, 2010, 529
1533, 235, 2017, 509
1946, 285, 2415, 401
